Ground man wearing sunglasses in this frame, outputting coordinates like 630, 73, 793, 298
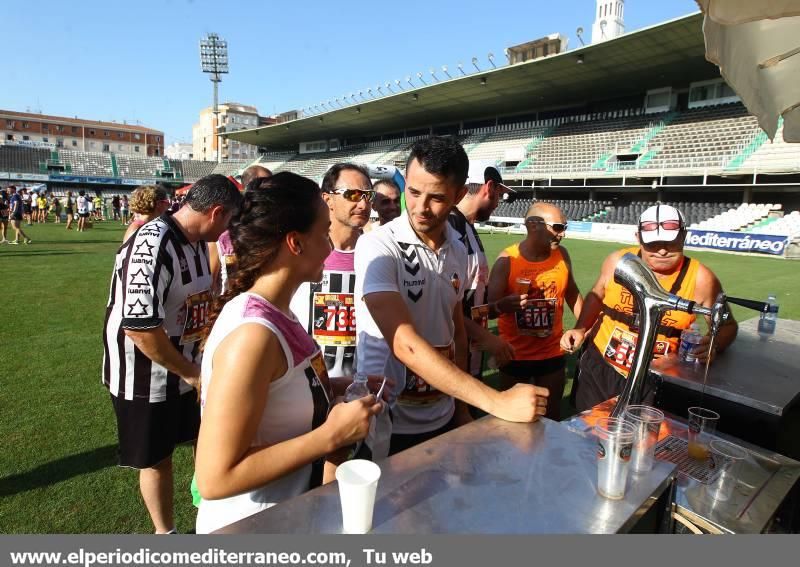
292, 163, 374, 379
561, 204, 738, 411
354, 137, 548, 455
291, 163, 391, 459
370, 179, 402, 227
488, 202, 583, 420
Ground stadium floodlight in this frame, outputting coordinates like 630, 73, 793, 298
385, 82, 394, 93
416, 72, 427, 85
472, 57, 480, 71
395, 79, 403, 90
576, 27, 586, 46
488, 53, 496, 68
457, 62, 465, 75
376, 85, 384, 95
430, 68, 438, 81
442, 65, 451, 79
199, 32, 229, 163
406, 76, 414, 88
367, 88, 374, 98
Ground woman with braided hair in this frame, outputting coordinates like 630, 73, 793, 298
195, 172, 382, 534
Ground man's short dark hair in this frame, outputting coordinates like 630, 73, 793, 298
321, 163, 372, 194
405, 136, 469, 189
373, 179, 400, 193
185, 174, 242, 213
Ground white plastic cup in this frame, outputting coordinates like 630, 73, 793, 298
624, 405, 665, 474
336, 459, 381, 534
594, 417, 636, 500
707, 439, 748, 502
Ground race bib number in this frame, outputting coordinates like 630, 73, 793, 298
180, 290, 212, 345
312, 292, 356, 347
603, 326, 670, 374
515, 298, 557, 337
399, 343, 454, 407
470, 304, 490, 329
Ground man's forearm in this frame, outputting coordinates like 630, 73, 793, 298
573, 291, 603, 330
125, 327, 198, 378
392, 326, 498, 414
713, 319, 738, 353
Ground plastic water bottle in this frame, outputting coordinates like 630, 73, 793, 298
758, 295, 779, 339
344, 373, 370, 402
343, 373, 370, 460
679, 323, 703, 363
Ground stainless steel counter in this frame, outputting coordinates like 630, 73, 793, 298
216, 417, 676, 534
650, 318, 800, 416
564, 406, 800, 534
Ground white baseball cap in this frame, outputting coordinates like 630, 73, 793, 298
638, 204, 685, 244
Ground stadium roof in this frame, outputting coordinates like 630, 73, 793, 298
228, 12, 713, 149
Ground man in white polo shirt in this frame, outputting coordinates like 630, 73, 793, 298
355, 136, 548, 454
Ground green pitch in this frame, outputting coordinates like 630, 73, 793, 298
0, 224, 797, 533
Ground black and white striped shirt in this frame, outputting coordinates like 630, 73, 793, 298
290, 249, 357, 378
102, 213, 212, 402
448, 208, 487, 376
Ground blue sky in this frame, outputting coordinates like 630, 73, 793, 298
2, 0, 699, 144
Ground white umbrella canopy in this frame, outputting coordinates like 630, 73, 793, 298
696, 0, 800, 142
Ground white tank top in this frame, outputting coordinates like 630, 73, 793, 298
196, 292, 333, 534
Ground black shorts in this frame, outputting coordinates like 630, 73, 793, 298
574, 345, 656, 412
110, 391, 201, 469
11, 214, 23, 222
78, 212, 90, 218
66, 208, 73, 215
389, 412, 458, 456
500, 356, 566, 380
23, 204, 32, 214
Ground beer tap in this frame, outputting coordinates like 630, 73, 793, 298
610, 253, 770, 418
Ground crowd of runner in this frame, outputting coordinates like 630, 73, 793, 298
95, 136, 739, 534
0, 185, 174, 242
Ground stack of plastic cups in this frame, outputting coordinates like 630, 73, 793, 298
594, 417, 636, 500
624, 405, 665, 474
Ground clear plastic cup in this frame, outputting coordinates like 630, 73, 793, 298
515, 277, 531, 296
594, 417, 636, 500
336, 459, 381, 534
687, 407, 720, 461
624, 405, 665, 474
707, 439, 748, 502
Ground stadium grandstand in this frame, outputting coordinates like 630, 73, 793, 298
2, 12, 800, 248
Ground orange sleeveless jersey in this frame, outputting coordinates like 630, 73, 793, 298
593, 247, 699, 377
497, 244, 569, 361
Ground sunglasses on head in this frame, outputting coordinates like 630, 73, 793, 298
639, 220, 683, 232
330, 188, 375, 203
525, 216, 568, 233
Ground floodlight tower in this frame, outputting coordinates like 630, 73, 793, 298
200, 33, 229, 163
